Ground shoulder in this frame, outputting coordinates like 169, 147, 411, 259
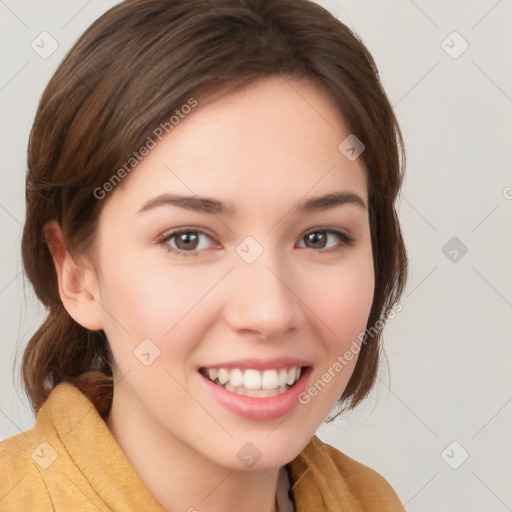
0, 428, 34, 473
0, 388, 70, 511
0, 428, 54, 510
290, 435, 404, 511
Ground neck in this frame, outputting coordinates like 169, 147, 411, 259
105, 383, 281, 512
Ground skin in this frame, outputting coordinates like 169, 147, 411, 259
45, 75, 374, 512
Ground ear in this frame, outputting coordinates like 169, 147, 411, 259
43, 220, 103, 331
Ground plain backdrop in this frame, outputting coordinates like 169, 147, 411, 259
1, 1, 511, 511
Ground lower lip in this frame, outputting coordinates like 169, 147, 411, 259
198, 368, 312, 421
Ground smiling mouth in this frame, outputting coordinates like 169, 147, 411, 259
198, 366, 309, 397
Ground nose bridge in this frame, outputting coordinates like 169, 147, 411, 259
225, 239, 298, 337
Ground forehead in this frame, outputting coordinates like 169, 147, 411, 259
104, 75, 368, 216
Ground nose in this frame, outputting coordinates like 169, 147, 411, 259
223, 248, 300, 340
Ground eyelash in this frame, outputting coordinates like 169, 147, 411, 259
157, 228, 356, 258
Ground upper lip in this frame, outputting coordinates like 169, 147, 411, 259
198, 357, 312, 371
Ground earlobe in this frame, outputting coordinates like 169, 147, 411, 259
43, 220, 103, 331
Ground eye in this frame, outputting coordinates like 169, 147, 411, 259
157, 227, 355, 258
297, 229, 355, 253
158, 229, 216, 257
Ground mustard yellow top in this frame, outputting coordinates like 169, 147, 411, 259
0, 382, 404, 511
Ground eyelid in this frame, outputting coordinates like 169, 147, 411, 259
157, 226, 356, 256
297, 228, 356, 251
301, 226, 354, 241
157, 227, 218, 254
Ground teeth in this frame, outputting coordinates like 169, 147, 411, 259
261, 369, 278, 389
243, 369, 261, 390
230, 369, 243, 387
217, 368, 229, 385
278, 369, 288, 387
286, 368, 296, 386
202, 366, 303, 393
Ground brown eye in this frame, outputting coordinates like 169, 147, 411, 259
304, 232, 328, 249
298, 229, 355, 252
174, 231, 199, 250
159, 229, 215, 256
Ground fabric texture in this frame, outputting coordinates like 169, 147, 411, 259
0, 382, 405, 511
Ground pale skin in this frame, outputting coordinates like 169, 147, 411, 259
45, 76, 374, 512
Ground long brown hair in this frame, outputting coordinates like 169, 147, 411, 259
20, 0, 407, 419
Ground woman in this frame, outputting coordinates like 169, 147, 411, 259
0, 0, 407, 510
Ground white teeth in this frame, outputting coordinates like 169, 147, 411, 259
278, 369, 288, 387
261, 370, 278, 390
230, 369, 243, 387
243, 369, 261, 390
217, 368, 230, 385
245, 387, 287, 397
235, 386, 247, 396
202, 366, 303, 393
286, 368, 296, 386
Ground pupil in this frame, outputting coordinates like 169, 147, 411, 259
307, 232, 326, 249
177, 232, 198, 250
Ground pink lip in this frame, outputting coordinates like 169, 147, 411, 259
198, 366, 312, 421
198, 357, 312, 371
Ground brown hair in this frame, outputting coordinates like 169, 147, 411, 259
20, 0, 407, 419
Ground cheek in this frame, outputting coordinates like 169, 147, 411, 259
307, 253, 375, 348
297, 259, 374, 415
96, 253, 218, 367
98, 244, 194, 331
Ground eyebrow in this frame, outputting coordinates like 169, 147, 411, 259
137, 191, 367, 216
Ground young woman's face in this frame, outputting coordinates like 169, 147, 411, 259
89, 76, 374, 469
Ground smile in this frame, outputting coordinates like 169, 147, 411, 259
199, 366, 303, 397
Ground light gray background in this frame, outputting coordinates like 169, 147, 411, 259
1, 1, 511, 511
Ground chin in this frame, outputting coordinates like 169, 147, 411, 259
205, 427, 317, 472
